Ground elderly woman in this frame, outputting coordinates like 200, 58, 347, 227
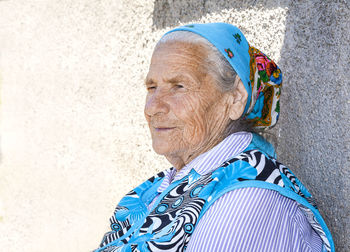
94, 23, 334, 252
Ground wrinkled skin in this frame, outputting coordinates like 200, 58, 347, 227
144, 42, 247, 170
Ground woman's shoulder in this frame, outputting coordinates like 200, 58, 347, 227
206, 187, 301, 219
187, 187, 323, 251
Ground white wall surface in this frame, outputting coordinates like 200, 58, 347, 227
0, 0, 348, 251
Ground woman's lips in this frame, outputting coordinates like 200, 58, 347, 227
154, 127, 176, 132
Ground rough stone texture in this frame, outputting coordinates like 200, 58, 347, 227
0, 0, 348, 251
276, 2, 350, 251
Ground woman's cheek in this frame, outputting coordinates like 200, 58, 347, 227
184, 115, 207, 151
176, 94, 209, 148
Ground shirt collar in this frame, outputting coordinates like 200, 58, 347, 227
157, 131, 253, 193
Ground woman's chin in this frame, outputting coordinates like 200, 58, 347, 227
152, 141, 173, 156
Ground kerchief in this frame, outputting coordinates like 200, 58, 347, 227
164, 23, 283, 129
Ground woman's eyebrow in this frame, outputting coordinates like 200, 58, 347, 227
144, 77, 155, 86
165, 75, 194, 84
144, 75, 195, 85
166, 76, 183, 83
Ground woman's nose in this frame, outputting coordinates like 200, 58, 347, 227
144, 91, 170, 116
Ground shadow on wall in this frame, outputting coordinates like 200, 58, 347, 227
152, 0, 289, 29
152, 0, 350, 251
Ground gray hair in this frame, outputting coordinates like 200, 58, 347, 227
156, 31, 254, 136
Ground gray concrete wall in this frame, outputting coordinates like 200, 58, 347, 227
0, 0, 348, 251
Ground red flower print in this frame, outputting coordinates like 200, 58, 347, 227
255, 53, 270, 71
225, 48, 234, 58
266, 61, 277, 77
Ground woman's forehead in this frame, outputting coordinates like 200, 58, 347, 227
152, 41, 209, 61
150, 42, 208, 72
147, 49, 207, 85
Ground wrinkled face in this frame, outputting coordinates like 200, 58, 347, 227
144, 42, 231, 161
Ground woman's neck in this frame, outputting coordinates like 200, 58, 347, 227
165, 134, 226, 171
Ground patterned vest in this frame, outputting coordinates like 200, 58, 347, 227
95, 136, 334, 252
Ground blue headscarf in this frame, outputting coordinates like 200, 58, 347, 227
164, 23, 283, 129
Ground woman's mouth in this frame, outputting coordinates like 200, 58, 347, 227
154, 127, 176, 132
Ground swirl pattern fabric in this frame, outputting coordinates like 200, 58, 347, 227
94, 149, 333, 252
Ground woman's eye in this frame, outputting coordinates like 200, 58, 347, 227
147, 86, 156, 91
174, 84, 184, 89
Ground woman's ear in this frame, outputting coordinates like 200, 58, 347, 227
227, 76, 248, 121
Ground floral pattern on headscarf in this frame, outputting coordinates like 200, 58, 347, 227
245, 46, 282, 128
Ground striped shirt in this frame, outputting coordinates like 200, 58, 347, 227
150, 132, 323, 251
